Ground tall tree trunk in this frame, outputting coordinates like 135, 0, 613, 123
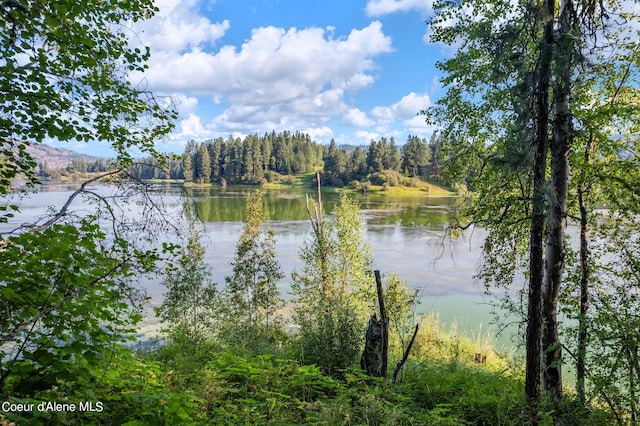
541, 137, 569, 397
526, 123, 547, 412
542, 0, 575, 397
542, 147, 568, 397
525, 0, 554, 413
576, 138, 593, 406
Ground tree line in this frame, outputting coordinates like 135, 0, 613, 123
130, 132, 445, 189
322, 135, 442, 188
182, 131, 324, 185
38, 158, 114, 179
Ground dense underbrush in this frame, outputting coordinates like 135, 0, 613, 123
1, 316, 616, 425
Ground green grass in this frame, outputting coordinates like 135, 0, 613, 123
133, 315, 615, 425
262, 170, 319, 189
175, 170, 456, 197
368, 182, 454, 197
16, 315, 615, 425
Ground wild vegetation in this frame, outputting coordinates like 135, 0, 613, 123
426, 0, 640, 421
2, 0, 640, 424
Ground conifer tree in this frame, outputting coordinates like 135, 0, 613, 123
195, 142, 211, 184
182, 140, 195, 182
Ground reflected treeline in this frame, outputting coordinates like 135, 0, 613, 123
185, 188, 335, 222
362, 204, 453, 228
183, 187, 457, 227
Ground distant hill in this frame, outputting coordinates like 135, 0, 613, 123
25, 144, 108, 170
338, 144, 360, 153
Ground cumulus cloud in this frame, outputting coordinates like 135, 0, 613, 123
172, 94, 199, 115
342, 72, 375, 91
210, 103, 316, 135
143, 21, 393, 104
365, 0, 432, 17
136, 13, 394, 137
304, 126, 335, 142
180, 113, 207, 137
343, 108, 375, 127
131, 0, 427, 145
136, 0, 229, 52
370, 92, 431, 124
403, 114, 435, 134
354, 130, 381, 143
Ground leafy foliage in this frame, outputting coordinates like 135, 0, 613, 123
221, 190, 285, 349
134, 314, 620, 426
156, 228, 218, 341
383, 272, 419, 354
291, 191, 418, 376
291, 192, 373, 374
3, 346, 200, 425
0, 0, 176, 214
0, 219, 158, 396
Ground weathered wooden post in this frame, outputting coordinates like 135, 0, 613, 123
361, 270, 389, 378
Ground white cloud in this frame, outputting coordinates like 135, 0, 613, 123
313, 89, 345, 109
342, 72, 376, 91
142, 21, 392, 103
210, 104, 312, 134
136, 15, 394, 137
403, 115, 436, 137
343, 108, 375, 127
354, 130, 381, 142
136, 0, 229, 52
180, 113, 207, 137
131, 1, 434, 146
370, 92, 431, 124
365, 0, 432, 17
172, 94, 199, 115
304, 126, 334, 142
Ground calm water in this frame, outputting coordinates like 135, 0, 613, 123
3, 183, 507, 342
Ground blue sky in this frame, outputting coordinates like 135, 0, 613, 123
46, 0, 640, 158
63, 0, 451, 155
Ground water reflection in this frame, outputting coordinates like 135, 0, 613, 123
4, 183, 501, 339
185, 186, 457, 229
182, 187, 485, 299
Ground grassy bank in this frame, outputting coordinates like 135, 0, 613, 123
365, 180, 454, 197
3, 315, 616, 425
182, 170, 455, 197
132, 315, 611, 425
261, 172, 455, 197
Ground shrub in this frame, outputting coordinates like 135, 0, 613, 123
282, 175, 299, 185
264, 170, 282, 183
6, 347, 201, 426
294, 296, 363, 376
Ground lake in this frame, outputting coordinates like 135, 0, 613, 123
2, 182, 510, 345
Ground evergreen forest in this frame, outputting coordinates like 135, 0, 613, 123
129, 132, 443, 191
